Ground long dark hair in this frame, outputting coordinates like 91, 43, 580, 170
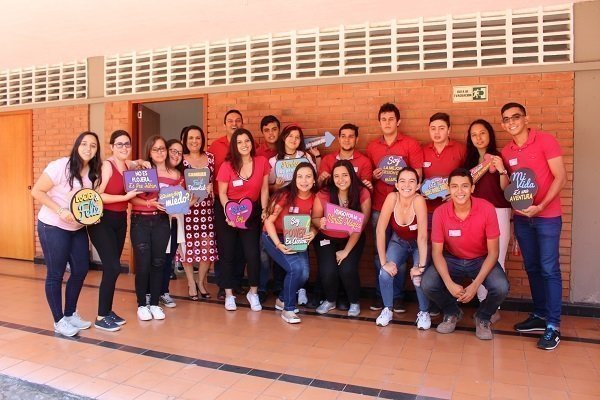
144, 135, 175, 172
166, 139, 185, 175
226, 128, 256, 172
276, 124, 308, 160
180, 125, 206, 155
464, 119, 500, 169
267, 162, 317, 216
67, 131, 102, 190
324, 160, 366, 211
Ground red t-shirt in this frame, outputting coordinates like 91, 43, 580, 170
319, 151, 373, 183
473, 169, 511, 209
266, 192, 315, 234
366, 134, 424, 211
256, 143, 277, 160
208, 135, 230, 177
431, 197, 500, 260
501, 128, 563, 218
316, 187, 370, 239
422, 140, 466, 213
103, 160, 128, 212
216, 156, 270, 202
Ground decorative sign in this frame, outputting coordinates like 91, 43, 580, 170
324, 203, 364, 234
470, 153, 496, 184
304, 131, 336, 149
377, 155, 407, 186
452, 85, 488, 103
70, 188, 103, 225
275, 157, 310, 182
123, 168, 159, 192
504, 168, 538, 210
158, 186, 191, 215
225, 198, 253, 229
184, 168, 211, 201
283, 215, 311, 252
421, 177, 449, 200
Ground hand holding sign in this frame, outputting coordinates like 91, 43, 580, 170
225, 198, 253, 229
504, 168, 538, 211
283, 215, 311, 252
324, 203, 364, 234
70, 188, 103, 225
377, 155, 407, 186
470, 154, 494, 184
304, 131, 336, 149
123, 169, 160, 192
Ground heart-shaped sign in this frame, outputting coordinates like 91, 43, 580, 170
504, 168, 538, 210
225, 198, 253, 229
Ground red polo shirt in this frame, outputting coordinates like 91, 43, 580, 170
208, 135, 230, 177
501, 128, 562, 218
216, 156, 270, 202
318, 150, 373, 182
256, 142, 277, 160
431, 197, 500, 260
422, 140, 466, 213
366, 133, 424, 211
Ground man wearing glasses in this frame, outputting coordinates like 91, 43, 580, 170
500, 102, 567, 350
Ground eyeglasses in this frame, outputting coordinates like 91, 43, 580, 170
502, 114, 523, 124
113, 142, 131, 149
169, 149, 183, 156
151, 147, 167, 153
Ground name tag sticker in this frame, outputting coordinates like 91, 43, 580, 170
289, 206, 299, 214
320, 239, 331, 246
232, 179, 244, 187
449, 229, 462, 237
423, 162, 432, 168
409, 224, 418, 231
509, 158, 518, 166
353, 166, 359, 173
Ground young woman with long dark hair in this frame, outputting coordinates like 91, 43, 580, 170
32, 131, 103, 337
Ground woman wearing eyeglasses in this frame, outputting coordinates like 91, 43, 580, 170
87, 130, 141, 331
130, 135, 182, 321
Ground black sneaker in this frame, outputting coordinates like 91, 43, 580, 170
393, 299, 407, 313
369, 298, 383, 311
109, 311, 126, 326
514, 314, 546, 332
537, 327, 560, 350
94, 316, 121, 332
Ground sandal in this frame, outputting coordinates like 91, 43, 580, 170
196, 283, 211, 299
188, 285, 199, 301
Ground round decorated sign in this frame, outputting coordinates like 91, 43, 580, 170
70, 188, 103, 225
504, 168, 538, 210
377, 155, 407, 186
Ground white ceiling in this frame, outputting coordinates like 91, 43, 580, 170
0, 0, 583, 70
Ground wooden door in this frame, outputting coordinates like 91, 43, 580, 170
137, 104, 161, 157
0, 112, 33, 260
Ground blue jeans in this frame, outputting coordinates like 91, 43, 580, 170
421, 253, 509, 322
259, 235, 285, 293
372, 210, 402, 300
261, 232, 309, 311
38, 221, 90, 322
380, 233, 430, 311
513, 215, 562, 327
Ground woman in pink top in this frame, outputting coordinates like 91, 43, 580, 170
31, 131, 103, 337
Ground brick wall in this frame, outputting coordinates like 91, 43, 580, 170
205, 72, 574, 300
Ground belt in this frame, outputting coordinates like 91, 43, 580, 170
131, 211, 166, 216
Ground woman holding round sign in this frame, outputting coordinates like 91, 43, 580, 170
129, 135, 182, 322
311, 160, 371, 317
216, 128, 270, 312
263, 162, 318, 323
31, 131, 103, 337
375, 166, 430, 328
464, 119, 511, 322
178, 125, 217, 300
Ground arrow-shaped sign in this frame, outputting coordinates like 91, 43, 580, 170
304, 131, 336, 149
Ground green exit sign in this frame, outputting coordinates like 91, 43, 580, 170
453, 85, 488, 103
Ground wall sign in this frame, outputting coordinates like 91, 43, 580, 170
283, 215, 311, 252
70, 188, 103, 225
184, 168, 211, 201
158, 186, 191, 215
123, 168, 160, 192
225, 198, 253, 229
452, 85, 488, 103
275, 157, 310, 182
324, 203, 364, 233
377, 155, 407, 186
504, 168, 538, 210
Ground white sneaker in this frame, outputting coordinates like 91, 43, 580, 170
281, 310, 301, 324
275, 298, 299, 313
137, 306, 152, 321
246, 292, 262, 311
149, 305, 165, 320
160, 293, 176, 308
316, 300, 336, 315
348, 303, 361, 317
145, 294, 151, 306
416, 311, 431, 330
64, 312, 91, 330
376, 308, 393, 327
54, 317, 79, 337
225, 296, 237, 311
297, 288, 308, 305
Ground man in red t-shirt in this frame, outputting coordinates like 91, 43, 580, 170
317, 123, 373, 190
256, 115, 280, 160
421, 168, 508, 340
500, 102, 567, 350
366, 103, 423, 311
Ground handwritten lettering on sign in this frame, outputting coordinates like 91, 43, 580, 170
275, 157, 310, 182
421, 177, 449, 200
504, 168, 538, 210
225, 198, 253, 229
184, 168, 211, 201
283, 215, 311, 251
158, 186, 191, 215
70, 188, 103, 225
123, 169, 160, 192
324, 203, 364, 233
378, 155, 407, 186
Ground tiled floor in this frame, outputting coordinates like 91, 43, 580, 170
0, 258, 598, 399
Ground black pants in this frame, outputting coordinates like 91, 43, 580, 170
313, 232, 365, 304
214, 200, 246, 288
87, 210, 127, 317
130, 213, 170, 306
214, 201, 260, 289
161, 218, 178, 294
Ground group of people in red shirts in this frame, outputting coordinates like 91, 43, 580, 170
33, 100, 566, 351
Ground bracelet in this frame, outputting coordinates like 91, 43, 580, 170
499, 169, 508, 176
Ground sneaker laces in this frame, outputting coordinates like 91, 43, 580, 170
480, 320, 490, 329
542, 328, 555, 341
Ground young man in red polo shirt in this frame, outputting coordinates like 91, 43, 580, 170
366, 103, 424, 311
500, 102, 567, 350
318, 123, 373, 190
256, 115, 280, 160
421, 168, 509, 340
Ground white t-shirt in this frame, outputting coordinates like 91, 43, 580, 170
268, 150, 316, 185
37, 157, 92, 231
